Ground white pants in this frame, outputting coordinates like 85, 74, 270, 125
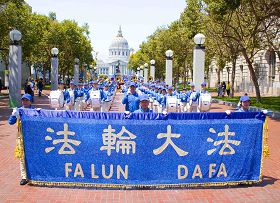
187, 104, 198, 112
180, 102, 187, 112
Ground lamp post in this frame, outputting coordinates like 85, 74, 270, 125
88, 65, 92, 80
150, 59, 155, 81
50, 48, 59, 91
144, 63, 148, 83
74, 58, 79, 84
83, 63, 88, 81
94, 66, 98, 79
8, 29, 22, 107
193, 33, 206, 88
140, 65, 144, 78
137, 67, 140, 78
165, 50, 173, 86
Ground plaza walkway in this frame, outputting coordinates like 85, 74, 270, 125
0, 91, 279, 202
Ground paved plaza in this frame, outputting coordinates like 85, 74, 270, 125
0, 91, 280, 202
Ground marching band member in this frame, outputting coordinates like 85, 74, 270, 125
60, 82, 71, 109
65, 81, 76, 110
159, 88, 167, 112
84, 80, 106, 112
179, 88, 189, 112
122, 82, 140, 112
187, 82, 199, 112
8, 94, 33, 185
74, 82, 84, 111
196, 82, 211, 112
167, 86, 175, 96
134, 94, 153, 113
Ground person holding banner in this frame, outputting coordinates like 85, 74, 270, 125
237, 95, 251, 112
134, 94, 153, 113
122, 82, 140, 112
8, 94, 33, 185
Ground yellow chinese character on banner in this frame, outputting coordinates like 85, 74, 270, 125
207, 124, 241, 155
116, 126, 136, 154
100, 125, 137, 156
45, 123, 81, 154
100, 125, 117, 156
153, 125, 188, 156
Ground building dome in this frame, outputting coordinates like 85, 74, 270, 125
109, 26, 129, 49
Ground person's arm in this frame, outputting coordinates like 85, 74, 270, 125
64, 90, 71, 104
8, 108, 19, 125
122, 94, 128, 104
101, 90, 107, 101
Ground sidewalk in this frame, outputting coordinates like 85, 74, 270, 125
0, 93, 280, 202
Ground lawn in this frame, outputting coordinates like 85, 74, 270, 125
213, 96, 280, 111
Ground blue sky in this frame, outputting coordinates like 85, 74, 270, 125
25, 0, 186, 60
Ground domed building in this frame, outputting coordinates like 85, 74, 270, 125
97, 26, 134, 76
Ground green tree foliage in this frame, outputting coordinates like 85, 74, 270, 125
131, 0, 279, 102
0, 1, 93, 81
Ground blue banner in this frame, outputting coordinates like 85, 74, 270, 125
19, 109, 266, 188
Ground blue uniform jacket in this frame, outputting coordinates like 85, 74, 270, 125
122, 92, 140, 112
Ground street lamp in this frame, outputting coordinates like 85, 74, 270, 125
150, 59, 155, 81
8, 29, 22, 107
83, 63, 88, 81
51, 47, 59, 90
193, 33, 206, 88
137, 67, 140, 77
144, 63, 148, 83
165, 50, 173, 86
140, 65, 144, 78
74, 58, 79, 84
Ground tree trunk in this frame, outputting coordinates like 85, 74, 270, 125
230, 57, 236, 97
241, 48, 261, 102
217, 69, 221, 84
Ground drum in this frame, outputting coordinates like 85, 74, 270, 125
90, 90, 101, 108
49, 90, 64, 109
198, 93, 212, 112
166, 96, 178, 112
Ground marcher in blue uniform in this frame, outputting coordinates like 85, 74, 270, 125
134, 94, 153, 113
122, 82, 140, 112
8, 94, 33, 185
179, 88, 189, 112
159, 88, 167, 110
187, 82, 199, 112
58, 82, 71, 108
236, 95, 251, 112
167, 86, 175, 96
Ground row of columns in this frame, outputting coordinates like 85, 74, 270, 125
8, 29, 205, 107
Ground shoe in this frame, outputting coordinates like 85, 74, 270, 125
20, 179, 28, 185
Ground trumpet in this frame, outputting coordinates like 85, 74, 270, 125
149, 76, 153, 81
